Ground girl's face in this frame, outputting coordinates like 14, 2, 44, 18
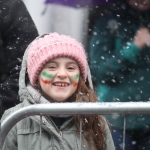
38, 57, 80, 102
128, 0, 150, 11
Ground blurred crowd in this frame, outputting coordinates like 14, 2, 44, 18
1, 0, 150, 150
89, 0, 150, 149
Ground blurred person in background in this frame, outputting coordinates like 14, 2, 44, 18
89, 0, 150, 149
0, 0, 38, 117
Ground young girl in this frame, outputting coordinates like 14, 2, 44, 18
1, 33, 115, 150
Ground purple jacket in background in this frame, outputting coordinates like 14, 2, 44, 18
45, 0, 116, 7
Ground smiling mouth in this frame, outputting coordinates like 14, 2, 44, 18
53, 83, 69, 87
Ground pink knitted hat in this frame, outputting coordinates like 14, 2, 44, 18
27, 33, 87, 86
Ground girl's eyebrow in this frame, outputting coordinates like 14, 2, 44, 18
48, 61, 78, 65
45, 61, 57, 66
67, 62, 78, 65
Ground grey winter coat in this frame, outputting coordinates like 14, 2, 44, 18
1, 39, 115, 150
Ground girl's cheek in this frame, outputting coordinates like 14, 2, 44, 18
70, 74, 80, 87
41, 78, 51, 84
40, 71, 54, 85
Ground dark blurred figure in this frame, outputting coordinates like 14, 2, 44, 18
89, 0, 150, 150
0, 0, 38, 117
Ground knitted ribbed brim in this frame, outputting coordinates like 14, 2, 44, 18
27, 33, 87, 86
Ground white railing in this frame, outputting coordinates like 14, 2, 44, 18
1, 102, 150, 150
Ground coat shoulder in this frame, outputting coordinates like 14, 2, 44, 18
1, 102, 24, 123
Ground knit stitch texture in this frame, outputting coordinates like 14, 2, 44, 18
27, 33, 87, 86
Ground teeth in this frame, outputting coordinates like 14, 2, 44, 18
54, 83, 68, 87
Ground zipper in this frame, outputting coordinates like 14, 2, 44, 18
59, 131, 62, 137
47, 116, 64, 138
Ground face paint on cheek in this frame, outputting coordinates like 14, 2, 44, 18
41, 71, 54, 84
70, 74, 80, 87
73, 83, 78, 87
41, 78, 51, 84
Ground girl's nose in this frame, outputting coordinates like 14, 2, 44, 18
57, 69, 67, 79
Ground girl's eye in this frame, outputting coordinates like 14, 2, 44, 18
67, 66, 75, 70
48, 65, 56, 69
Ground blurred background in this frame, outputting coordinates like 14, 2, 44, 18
22, 0, 115, 47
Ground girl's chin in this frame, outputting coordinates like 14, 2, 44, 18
50, 97, 69, 102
